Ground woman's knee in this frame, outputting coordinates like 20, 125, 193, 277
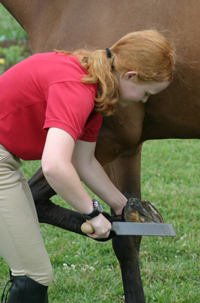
42, 264, 54, 286
26, 262, 54, 286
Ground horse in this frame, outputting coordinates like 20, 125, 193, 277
1, 1, 200, 302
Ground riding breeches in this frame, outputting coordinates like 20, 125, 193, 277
0, 144, 53, 286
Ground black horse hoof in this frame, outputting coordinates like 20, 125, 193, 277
123, 198, 164, 223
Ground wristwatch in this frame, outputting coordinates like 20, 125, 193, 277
82, 199, 103, 220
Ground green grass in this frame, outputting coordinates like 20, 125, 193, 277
140, 140, 200, 303
0, 5, 199, 303
0, 140, 199, 302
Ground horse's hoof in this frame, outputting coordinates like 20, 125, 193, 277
123, 198, 164, 223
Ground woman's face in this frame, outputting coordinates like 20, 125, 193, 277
118, 72, 170, 107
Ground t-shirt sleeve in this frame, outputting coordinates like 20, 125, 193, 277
44, 81, 96, 142
79, 111, 103, 142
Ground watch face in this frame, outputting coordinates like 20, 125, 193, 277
93, 200, 103, 212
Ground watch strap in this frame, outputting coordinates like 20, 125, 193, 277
82, 199, 103, 220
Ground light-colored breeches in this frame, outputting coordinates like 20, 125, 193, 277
0, 144, 53, 286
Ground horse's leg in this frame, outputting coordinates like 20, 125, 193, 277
28, 167, 56, 201
112, 235, 144, 303
28, 167, 85, 232
104, 144, 145, 303
28, 167, 117, 241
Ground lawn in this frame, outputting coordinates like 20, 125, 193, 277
0, 4, 199, 303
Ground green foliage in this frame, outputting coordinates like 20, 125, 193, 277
0, 45, 29, 72
0, 4, 27, 40
0, 5, 29, 75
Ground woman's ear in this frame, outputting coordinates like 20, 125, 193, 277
124, 71, 138, 81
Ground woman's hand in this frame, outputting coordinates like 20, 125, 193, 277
85, 214, 112, 239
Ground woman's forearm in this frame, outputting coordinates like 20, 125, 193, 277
74, 157, 127, 214
42, 160, 94, 214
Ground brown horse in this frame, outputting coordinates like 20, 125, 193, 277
1, 1, 200, 302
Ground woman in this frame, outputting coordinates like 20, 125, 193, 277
0, 30, 175, 302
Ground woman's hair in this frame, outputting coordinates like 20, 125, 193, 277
57, 30, 175, 116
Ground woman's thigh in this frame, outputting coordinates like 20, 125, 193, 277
0, 145, 53, 286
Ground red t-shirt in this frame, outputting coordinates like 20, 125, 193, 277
0, 52, 102, 160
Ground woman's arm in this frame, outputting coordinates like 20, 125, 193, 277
42, 127, 111, 238
72, 139, 127, 215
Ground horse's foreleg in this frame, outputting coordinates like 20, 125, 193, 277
28, 167, 117, 241
112, 235, 145, 303
28, 166, 56, 201
104, 145, 145, 303
28, 167, 85, 234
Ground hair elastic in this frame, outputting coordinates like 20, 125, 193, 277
105, 48, 112, 58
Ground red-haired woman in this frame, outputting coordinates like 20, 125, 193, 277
0, 30, 175, 302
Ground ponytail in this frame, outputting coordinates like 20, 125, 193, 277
57, 30, 175, 116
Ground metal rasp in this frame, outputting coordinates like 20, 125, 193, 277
111, 222, 176, 236
81, 221, 176, 236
